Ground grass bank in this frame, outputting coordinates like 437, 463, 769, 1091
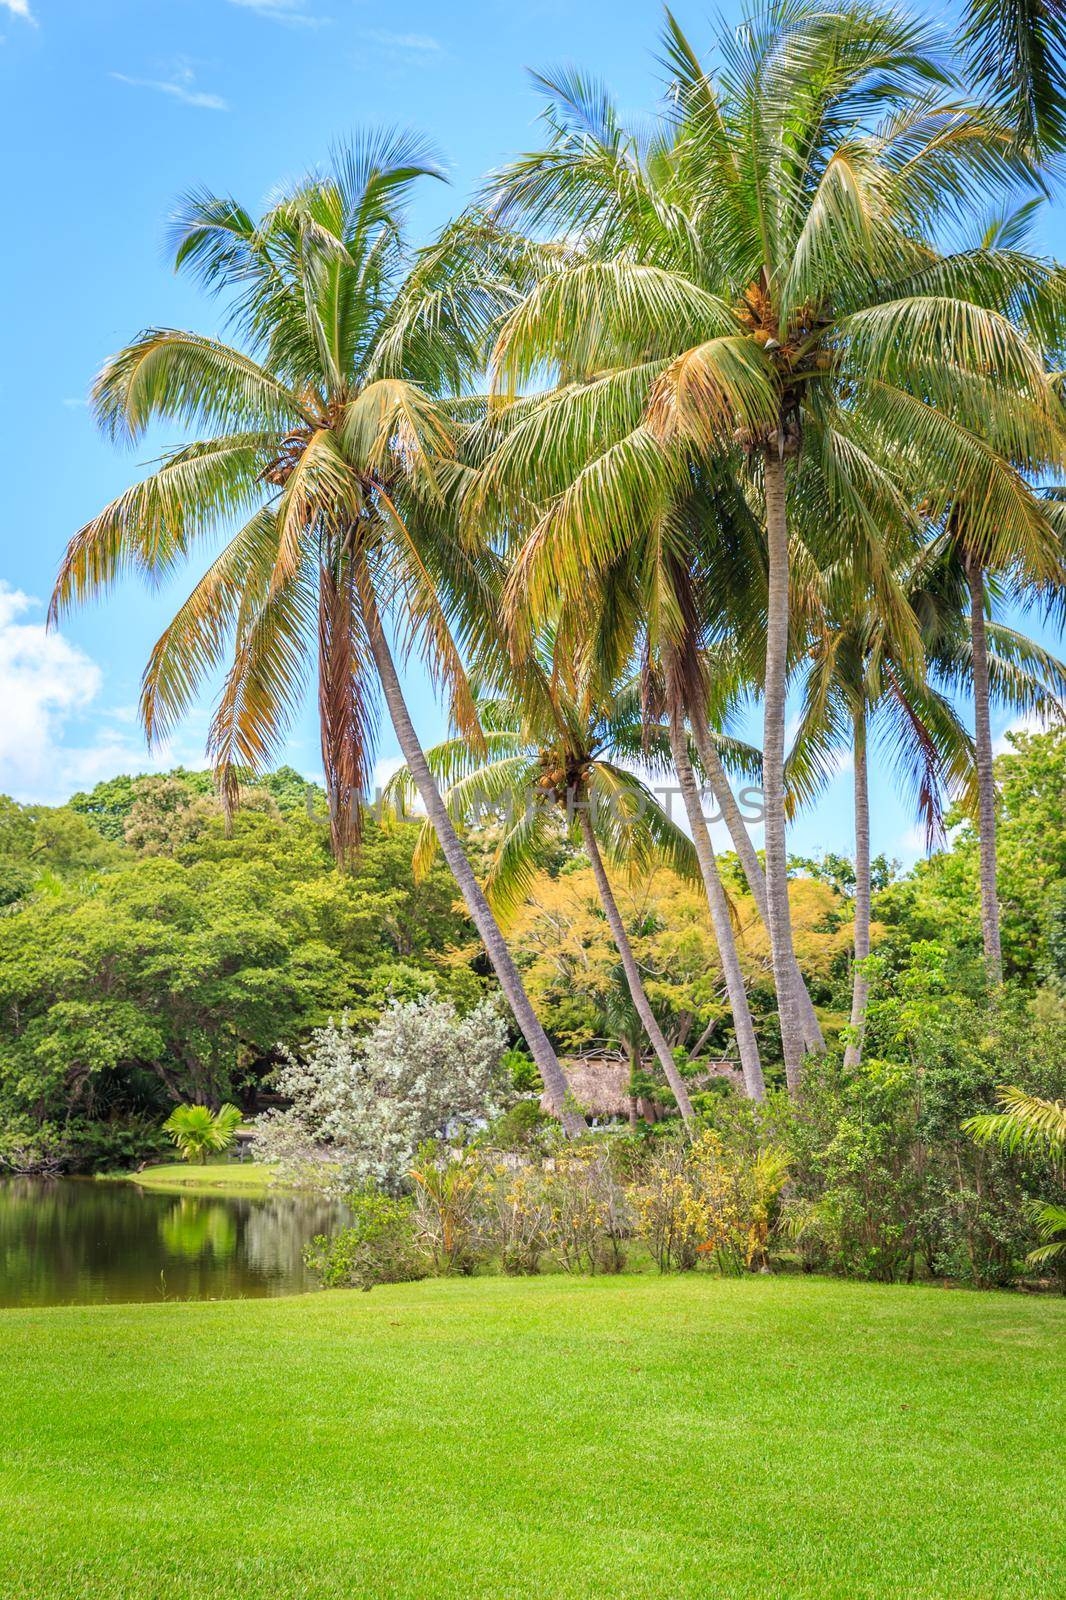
106, 1160, 277, 1196
1, 1274, 1062, 1598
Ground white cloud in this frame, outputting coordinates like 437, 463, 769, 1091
227, 0, 323, 24
0, 584, 207, 805
895, 821, 930, 863
111, 64, 228, 111
993, 709, 1048, 755
371, 756, 406, 790
0, 1, 35, 23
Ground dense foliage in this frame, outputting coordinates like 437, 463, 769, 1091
3, 731, 1064, 1221
0, 768, 481, 1171
251, 996, 512, 1195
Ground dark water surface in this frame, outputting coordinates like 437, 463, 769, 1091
0, 1177, 349, 1307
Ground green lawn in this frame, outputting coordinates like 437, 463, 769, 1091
108, 1160, 277, 1196
1, 1275, 1061, 1599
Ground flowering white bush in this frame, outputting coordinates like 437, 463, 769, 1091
251, 995, 512, 1196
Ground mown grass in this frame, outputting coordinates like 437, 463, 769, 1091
108, 1160, 277, 1196
1, 1274, 1061, 1599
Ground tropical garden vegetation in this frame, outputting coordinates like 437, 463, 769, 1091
1, 0, 1064, 1291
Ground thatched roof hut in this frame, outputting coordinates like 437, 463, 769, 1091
554, 1057, 631, 1117
541, 1055, 744, 1120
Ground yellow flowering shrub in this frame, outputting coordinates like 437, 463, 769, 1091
636, 1132, 790, 1273
542, 1145, 631, 1273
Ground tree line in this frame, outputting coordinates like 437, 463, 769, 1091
42, 1, 1066, 1133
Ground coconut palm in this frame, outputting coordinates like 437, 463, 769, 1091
961, 0, 1066, 152
789, 575, 975, 1065
791, 541, 1065, 1047
919, 527, 1066, 982
387, 653, 767, 1109
477, 2, 1063, 1090
48, 135, 585, 1135
871, 204, 1066, 986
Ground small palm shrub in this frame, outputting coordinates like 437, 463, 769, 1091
304, 1195, 427, 1291
163, 1103, 242, 1164
965, 1087, 1066, 1282
410, 1143, 488, 1276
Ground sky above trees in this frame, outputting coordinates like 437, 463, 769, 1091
0, 0, 1061, 864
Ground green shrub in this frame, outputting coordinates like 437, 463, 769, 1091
304, 1194, 427, 1291
410, 1143, 488, 1275
503, 1047, 542, 1096
0, 1115, 169, 1175
483, 1098, 550, 1151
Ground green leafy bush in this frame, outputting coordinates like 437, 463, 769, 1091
304, 1195, 427, 1291
483, 1098, 551, 1151
410, 1143, 488, 1275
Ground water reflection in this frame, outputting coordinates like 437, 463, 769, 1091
0, 1177, 349, 1307
159, 1199, 237, 1260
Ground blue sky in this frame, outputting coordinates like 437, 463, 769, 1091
0, 0, 1061, 868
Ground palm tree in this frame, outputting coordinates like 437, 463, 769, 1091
657, 666, 768, 1101
163, 1103, 242, 1165
788, 568, 976, 1065
961, 0, 1066, 152
901, 203, 1066, 985
49, 135, 585, 1136
920, 531, 1066, 983
791, 541, 1065, 1051
478, 2, 1061, 1090
388, 653, 767, 1109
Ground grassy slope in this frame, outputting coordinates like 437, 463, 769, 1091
1, 1275, 1061, 1600
109, 1161, 276, 1196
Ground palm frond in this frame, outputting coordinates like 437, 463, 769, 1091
963, 1085, 1066, 1154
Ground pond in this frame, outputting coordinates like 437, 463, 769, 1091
0, 1177, 350, 1308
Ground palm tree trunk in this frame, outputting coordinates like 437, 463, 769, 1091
844, 705, 870, 1069
576, 807, 696, 1126
667, 707, 766, 1101
363, 590, 585, 1137
762, 446, 806, 1093
687, 715, 824, 1054
966, 554, 1004, 984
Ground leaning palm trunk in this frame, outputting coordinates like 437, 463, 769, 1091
576, 809, 696, 1126
762, 448, 807, 1093
667, 708, 765, 1101
966, 554, 1004, 985
843, 706, 871, 1068
687, 716, 825, 1054
363, 590, 585, 1137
